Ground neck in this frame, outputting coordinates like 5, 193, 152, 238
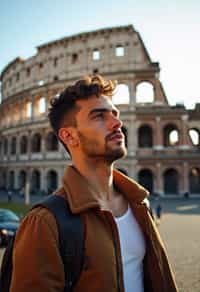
72, 156, 116, 200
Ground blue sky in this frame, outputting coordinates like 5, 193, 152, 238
1, 0, 200, 108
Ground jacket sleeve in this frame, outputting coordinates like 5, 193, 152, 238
10, 207, 65, 292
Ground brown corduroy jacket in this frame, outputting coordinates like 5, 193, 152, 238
10, 165, 179, 292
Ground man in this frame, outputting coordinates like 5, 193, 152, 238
10, 75, 178, 291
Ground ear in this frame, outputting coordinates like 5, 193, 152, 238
58, 127, 78, 148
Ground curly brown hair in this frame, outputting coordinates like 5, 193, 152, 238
48, 74, 117, 151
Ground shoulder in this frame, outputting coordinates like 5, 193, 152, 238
15, 206, 59, 246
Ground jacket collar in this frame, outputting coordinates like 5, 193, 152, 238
61, 165, 149, 214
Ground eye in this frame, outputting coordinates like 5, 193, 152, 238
94, 113, 104, 119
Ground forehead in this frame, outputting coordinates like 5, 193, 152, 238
76, 95, 119, 118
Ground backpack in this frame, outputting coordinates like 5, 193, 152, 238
0, 195, 84, 292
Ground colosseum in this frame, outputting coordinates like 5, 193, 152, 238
0, 25, 200, 201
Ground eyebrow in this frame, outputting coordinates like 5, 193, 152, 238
88, 107, 119, 118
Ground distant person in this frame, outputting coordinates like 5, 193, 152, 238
7, 190, 12, 202
10, 75, 178, 291
184, 191, 189, 199
156, 203, 163, 225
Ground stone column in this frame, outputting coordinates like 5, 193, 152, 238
41, 129, 46, 159
156, 162, 164, 196
13, 169, 17, 189
25, 168, 31, 205
7, 136, 11, 161
58, 166, 64, 186
128, 81, 136, 109
27, 130, 32, 161
31, 95, 35, 121
154, 116, 163, 150
16, 133, 20, 161
128, 116, 137, 156
183, 162, 189, 194
180, 114, 190, 149
41, 168, 46, 192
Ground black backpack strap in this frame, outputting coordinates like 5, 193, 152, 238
32, 195, 84, 292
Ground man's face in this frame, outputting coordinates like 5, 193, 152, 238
74, 95, 127, 162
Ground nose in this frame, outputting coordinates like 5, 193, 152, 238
109, 115, 123, 130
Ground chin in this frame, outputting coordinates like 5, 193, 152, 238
105, 146, 127, 162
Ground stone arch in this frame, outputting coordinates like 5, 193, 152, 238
138, 125, 153, 147
10, 136, 17, 155
20, 135, 28, 154
189, 167, 200, 194
46, 170, 58, 193
189, 128, 200, 146
18, 170, 27, 189
163, 168, 179, 195
138, 169, 154, 193
31, 170, 41, 193
31, 133, 41, 153
112, 84, 130, 104
163, 124, 179, 146
46, 132, 58, 151
136, 81, 154, 103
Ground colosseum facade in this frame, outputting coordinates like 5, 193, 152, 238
0, 25, 200, 199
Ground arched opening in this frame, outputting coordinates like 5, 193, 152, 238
3, 138, 8, 155
46, 170, 58, 193
121, 126, 128, 148
20, 136, 28, 154
189, 129, 200, 146
10, 137, 17, 155
138, 125, 153, 147
112, 84, 130, 104
31, 170, 41, 193
0, 171, 6, 189
138, 169, 154, 193
71, 53, 78, 64
164, 168, 179, 195
93, 49, 100, 60
31, 133, 41, 153
18, 170, 26, 190
163, 124, 179, 146
115, 45, 125, 57
9, 171, 15, 190
38, 97, 46, 114
189, 167, 200, 194
136, 82, 154, 103
26, 101, 32, 118
46, 132, 58, 151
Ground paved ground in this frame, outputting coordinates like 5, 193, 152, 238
0, 198, 200, 292
151, 198, 200, 292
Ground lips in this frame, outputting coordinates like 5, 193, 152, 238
108, 131, 124, 141
110, 134, 123, 140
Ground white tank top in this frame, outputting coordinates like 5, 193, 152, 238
115, 205, 146, 292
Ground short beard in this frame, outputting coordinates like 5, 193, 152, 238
78, 131, 127, 163
104, 143, 126, 163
